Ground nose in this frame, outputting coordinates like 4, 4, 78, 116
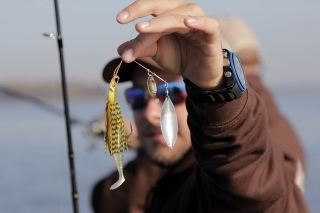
144, 97, 162, 125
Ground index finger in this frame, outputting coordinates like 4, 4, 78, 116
116, 0, 188, 24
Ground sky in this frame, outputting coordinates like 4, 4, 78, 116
1, 0, 320, 88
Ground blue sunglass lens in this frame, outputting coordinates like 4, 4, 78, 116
125, 88, 146, 110
157, 82, 186, 103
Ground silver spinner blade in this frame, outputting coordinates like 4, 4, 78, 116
160, 97, 178, 149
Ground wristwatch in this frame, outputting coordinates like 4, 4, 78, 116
183, 49, 247, 102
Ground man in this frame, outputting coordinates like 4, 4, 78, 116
92, 1, 308, 212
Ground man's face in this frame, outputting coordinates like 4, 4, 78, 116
131, 64, 191, 167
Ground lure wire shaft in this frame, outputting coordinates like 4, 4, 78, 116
133, 60, 167, 84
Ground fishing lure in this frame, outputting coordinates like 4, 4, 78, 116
134, 61, 178, 149
104, 63, 131, 190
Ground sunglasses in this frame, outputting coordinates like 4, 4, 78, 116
125, 81, 187, 110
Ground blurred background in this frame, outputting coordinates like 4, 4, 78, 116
1, 0, 319, 212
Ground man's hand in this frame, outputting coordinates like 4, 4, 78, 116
116, 1, 224, 90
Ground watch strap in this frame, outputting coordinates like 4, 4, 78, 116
183, 76, 239, 102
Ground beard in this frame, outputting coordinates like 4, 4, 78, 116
142, 143, 192, 168
136, 113, 192, 168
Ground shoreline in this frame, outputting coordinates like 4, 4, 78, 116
0, 81, 107, 102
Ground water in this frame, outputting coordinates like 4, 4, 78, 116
0, 89, 319, 213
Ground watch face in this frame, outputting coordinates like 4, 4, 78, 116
231, 53, 247, 91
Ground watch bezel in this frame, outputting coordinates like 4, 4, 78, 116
229, 51, 247, 92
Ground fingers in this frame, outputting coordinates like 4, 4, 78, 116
136, 14, 194, 35
118, 33, 161, 62
135, 4, 204, 34
119, 15, 221, 62
117, 0, 188, 24
118, 12, 191, 63
118, 4, 208, 61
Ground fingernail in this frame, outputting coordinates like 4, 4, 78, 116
186, 16, 197, 25
121, 48, 133, 61
117, 11, 129, 21
137, 21, 150, 29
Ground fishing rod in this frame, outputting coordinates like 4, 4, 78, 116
44, 0, 79, 212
